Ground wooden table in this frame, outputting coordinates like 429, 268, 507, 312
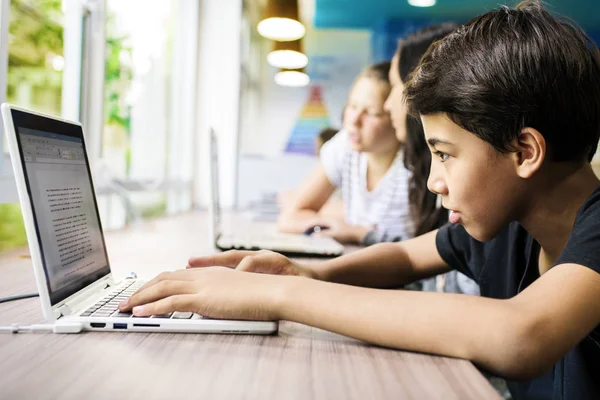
0, 213, 501, 400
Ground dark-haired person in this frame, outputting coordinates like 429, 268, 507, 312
314, 126, 339, 155
384, 22, 479, 294
122, 2, 600, 399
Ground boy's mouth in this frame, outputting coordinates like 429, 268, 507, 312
449, 210, 461, 224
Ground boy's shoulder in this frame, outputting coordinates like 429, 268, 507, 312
555, 184, 600, 274
573, 184, 600, 220
436, 220, 530, 285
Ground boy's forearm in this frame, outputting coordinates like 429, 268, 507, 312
276, 277, 529, 378
308, 242, 422, 288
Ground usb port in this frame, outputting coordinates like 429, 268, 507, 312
113, 323, 127, 330
90, 322, 106, 328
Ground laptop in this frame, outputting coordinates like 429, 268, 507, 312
1, 104, 277, 334
208, 128, 344, 257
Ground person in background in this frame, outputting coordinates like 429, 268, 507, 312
277, 127, 343, 219
314, 127, 339, 155
277, 62, 414, 245
384, 24, 480, 296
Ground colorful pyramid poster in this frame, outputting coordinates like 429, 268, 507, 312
285, 85, 331, 155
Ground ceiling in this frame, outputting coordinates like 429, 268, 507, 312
312, 0, 600, 31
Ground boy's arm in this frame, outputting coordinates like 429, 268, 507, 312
132, 230, 600, 379
312, 229, 452, 287
189, 230, 452, 288
278, 262, 600, 379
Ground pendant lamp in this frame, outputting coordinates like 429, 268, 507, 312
274, 67, 310, 87
258, 0, 305, 41
267, 39, 308, 69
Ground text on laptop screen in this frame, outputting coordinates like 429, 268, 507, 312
13, 112, 111, 306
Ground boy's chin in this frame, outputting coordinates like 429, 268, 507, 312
463, 223, 501, 243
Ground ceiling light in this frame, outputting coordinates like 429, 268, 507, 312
408, 0, 436, 7
258, 0, 305, 41
275, 68, 310, 87
267, 39, 308, 69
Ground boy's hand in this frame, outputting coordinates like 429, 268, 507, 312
187, 250, 319, 279
118, 267, 286, 320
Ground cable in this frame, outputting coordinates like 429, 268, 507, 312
0, 321, 83, 334
0, 293, 39, 304
0, 294, 82, 333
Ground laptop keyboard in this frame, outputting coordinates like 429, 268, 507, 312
79, 280, 197, 320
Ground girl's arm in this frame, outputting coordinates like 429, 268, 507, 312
277, 163, 336, 233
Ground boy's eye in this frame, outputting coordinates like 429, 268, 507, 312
434, 151, 449, 162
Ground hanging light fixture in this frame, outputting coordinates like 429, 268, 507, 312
274, 67, 310, 87
258, 0, 306, 41
267, 39, 308, 69
407, 0, 436, 7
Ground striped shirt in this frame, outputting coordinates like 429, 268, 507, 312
320, 129, 415, 244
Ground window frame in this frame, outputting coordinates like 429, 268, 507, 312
0, 0, 13, 204
1, 0, 199, 212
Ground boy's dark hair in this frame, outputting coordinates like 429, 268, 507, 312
398, 23, 458, 236
404, 0, 600, 162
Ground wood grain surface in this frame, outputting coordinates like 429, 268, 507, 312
0, 213, 501, 400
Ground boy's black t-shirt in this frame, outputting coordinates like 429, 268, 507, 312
436, 185, 600, 400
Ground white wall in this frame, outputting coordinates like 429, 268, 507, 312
194, 0, 243, 209
237, 26, 371, 206
241, 26, 371, 156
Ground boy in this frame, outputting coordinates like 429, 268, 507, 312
120, 1, 600, 399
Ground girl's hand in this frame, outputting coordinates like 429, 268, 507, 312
313, 217, 371, 244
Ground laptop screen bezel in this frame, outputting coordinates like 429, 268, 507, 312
10, 108, 112, 306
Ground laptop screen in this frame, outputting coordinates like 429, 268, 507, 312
11, 109, 111, 306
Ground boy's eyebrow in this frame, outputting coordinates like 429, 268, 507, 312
427, 138, 453, 147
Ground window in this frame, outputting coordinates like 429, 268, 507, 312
0, 0, 198, 252
96, 0, 197, 229
1, 0, 64, 251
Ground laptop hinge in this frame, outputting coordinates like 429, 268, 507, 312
57, 304, 72, 317
54, 274, 116, 319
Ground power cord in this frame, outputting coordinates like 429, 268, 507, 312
0, 293, 39, 304
0, 274, 139, 333
0, 321, 83, 334
0, 293, 83, 333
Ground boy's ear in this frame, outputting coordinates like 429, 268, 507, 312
511, 127, 546, 178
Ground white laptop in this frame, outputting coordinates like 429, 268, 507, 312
1, 104, 277, 334
208, 128, 344, 257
